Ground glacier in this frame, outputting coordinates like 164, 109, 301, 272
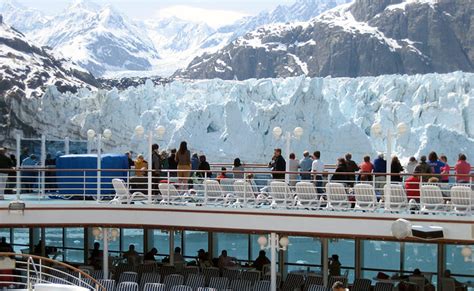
9, 72, 474, 164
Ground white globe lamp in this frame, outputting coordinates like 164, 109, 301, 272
371, 122, 382, 137
272, 127, 282, 139
134, 125, 145, 136
87, 129, 96, 139
461, 246, 472, 262
103, 129, 112, 139
257, 235, 268, 250
279, 236, 290, 250
397, 122, 408, 135
293, 127, 304, 139
156, 125, 166, 138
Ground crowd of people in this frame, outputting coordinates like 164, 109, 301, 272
0, 139, 472, 199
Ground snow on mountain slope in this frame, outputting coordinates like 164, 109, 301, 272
25, 0, 160, 77
178, 0, 473, 80
199, 0, 350, 52
0, 0, 49, 33
0, 21, 97, 98
8, 72, 474, 164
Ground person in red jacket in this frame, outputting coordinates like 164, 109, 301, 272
405, 166, 422, 202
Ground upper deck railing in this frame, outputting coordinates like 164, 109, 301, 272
0, 252, 105, 290
0, 165, 472, 216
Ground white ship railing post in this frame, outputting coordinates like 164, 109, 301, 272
15, 132, 21, 201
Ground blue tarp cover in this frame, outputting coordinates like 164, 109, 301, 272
56, 154, 128, 196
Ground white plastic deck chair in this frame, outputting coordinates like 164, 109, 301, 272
233, 179, 256, 206
220, 178, 235, 194
158, 183, 183, 205
325, 182, 350, 210
111, 178, 147, 204
450, 185, 473, 214
383, 184, 411, 211
269, 181, 296, 208
203, 179, 230, 205
353, 183, 377, 211
295, 181, 320, 209
420, 184, 447, 213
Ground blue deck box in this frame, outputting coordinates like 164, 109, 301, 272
56, 154, 129, 198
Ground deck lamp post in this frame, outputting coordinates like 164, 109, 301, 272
134, 125, 166, 203
370, 122, 408, 210
272, 126, 304, 183
92, 227, 119, 279
87, 129, 112, 201
258, 233, 290, 291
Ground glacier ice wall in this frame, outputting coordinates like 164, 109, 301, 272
9, 72, 474, 164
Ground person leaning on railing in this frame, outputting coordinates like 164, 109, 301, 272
405, 166, 422, 202
454, 153, 471, 183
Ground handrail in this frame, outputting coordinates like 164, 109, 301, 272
0, 252, 105, 291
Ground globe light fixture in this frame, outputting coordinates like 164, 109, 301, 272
293, 127, 304, 139
272, 126, 283, 139
156, 125, 166, 138
102, 129, 112, 139
134, 125, 145, 136
87, 129, 96, 139
397, 122, 408, 135
370, 122, 382, 137
461, 246, 472, 262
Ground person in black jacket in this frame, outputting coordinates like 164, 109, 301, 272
344, 153, 359, 186
332, 158, 348, 184
197, 155, 212, 178
269, 148, 286, 180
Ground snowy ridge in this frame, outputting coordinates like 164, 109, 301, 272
10, 72, 474, 164
178, 0, 473, 80
0, 22, 97, 98
317, 3, 402, 52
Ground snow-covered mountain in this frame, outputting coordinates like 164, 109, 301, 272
5, 71, 474, 164
0, 19, 98, 141
0, 0, 49, 33
1, 0, 161, 77
177, 0, 474, 80
29, 0, 160, 77
199, 0, 350, 52
0, 0, 349, 77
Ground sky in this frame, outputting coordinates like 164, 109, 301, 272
15, 0, 296, 28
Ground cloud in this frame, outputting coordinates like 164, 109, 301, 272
155, 5, 248, 28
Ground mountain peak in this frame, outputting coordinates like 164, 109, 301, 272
68, 0, 102, 12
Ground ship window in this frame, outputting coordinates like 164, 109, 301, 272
64, 227, 85, 263
287, 236, 322, 273
150, 230, 182, 259
183, 231, 208, 258
361, 240, 401, 279
214, 232, 249, 262
329, 238, 355, 282
12, 228, 29, 253
445, 244, 474, 284
121, 228, 144, 253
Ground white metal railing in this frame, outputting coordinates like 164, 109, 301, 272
0, 167, 472, 215
0, 252, 105, 290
